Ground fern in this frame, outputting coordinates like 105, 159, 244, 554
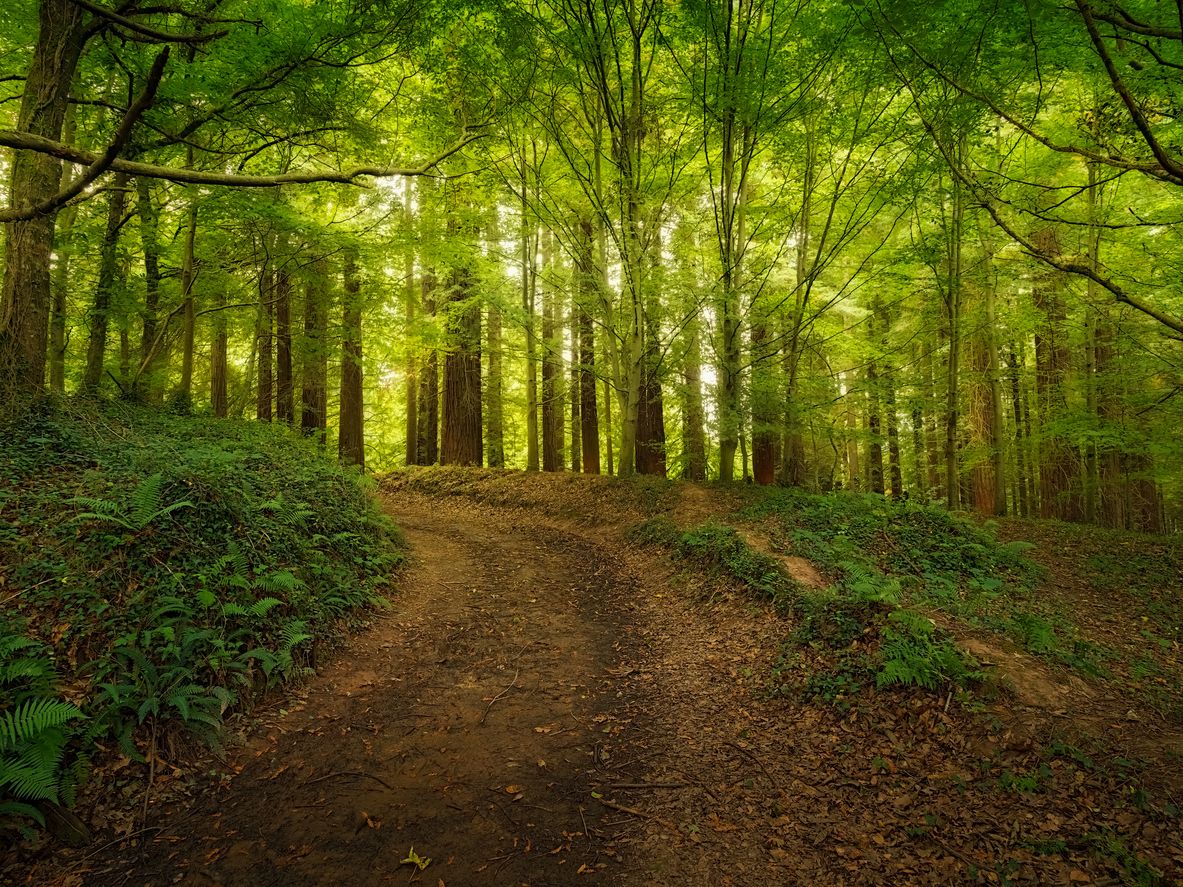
72, 473, 194, 531
0, 699, 84, 752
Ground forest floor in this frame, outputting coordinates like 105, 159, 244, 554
15, 472, 1183, 886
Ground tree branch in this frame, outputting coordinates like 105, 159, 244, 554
0, 129, 484, 187
72, 0, 227, 43
0, 47, 170, 223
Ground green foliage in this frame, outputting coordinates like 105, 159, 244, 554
877, 610, 981, 690
666, 514, 979, 703
676, 522, 797, 608
71, 473, 194, 532
739, 488, 1109, 675
0, 623, 88, 829
0, 401, 405, 831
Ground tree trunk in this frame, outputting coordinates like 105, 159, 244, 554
487, 301, 505, 468
135, 177, 164, 400
275, 250, 294, 425
211, 282, 228, 419
680, 313, 708, 481
82, 172, 131, 393
441, 260, 482, 466
0, 0, 86, 395
570, 292, 582, 473
339, 247, 365, 469
176, 201, 197, 408
416, 272, 439, 465
256, 261, 273, 422
404, 181, 419, 465
1031, 228, 1082, 521
541, 229, 561, 472
299, 257, 329, 446
576, 218, 601, 474
524, 213, 540, 472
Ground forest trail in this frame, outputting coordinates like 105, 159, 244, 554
74, 495, 667, 886
54, 485, 1182, 886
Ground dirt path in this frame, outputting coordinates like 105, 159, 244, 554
51, 487, 1183, 886
74, 495, 662, 886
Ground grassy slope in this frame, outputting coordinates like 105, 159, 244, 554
1, 400, 403, 838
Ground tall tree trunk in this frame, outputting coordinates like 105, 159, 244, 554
299, 257, 329, 446
570, 289, 582, 472
256, 260, 273, 422
274, 249, 294, 425
867, 360, 885, 495
339, 247, 365, 469
541, 229, 561, 472
211, 284, 228, 419
416, 272, 439, 465
82, 172, 131, 393
487, 300, 505, 468
750, 301, 776, 485
441, 261, 482, 466
523, 211, 540, 472
1031, 228, 1082, 521
944, 160, 964, 509
576, 218, 601, 474
680, 313, 708, 481
176, 200, 198, 408
1007, 344, 1030, 517
135, 177, 164, 400
843, 371, 860, 491
0, 0, 86, 395
404, 181, 419, 465
635, 248, 666, 478
48, 106, 78, 394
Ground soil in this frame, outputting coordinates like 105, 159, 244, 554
15, 482, 1183, 886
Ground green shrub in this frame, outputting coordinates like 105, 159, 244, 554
0, 400, 405, 833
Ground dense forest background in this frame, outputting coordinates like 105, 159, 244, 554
3, 0, 1182, 531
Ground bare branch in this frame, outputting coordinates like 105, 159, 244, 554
0, 129, 484, 187
0, 47, 170, 223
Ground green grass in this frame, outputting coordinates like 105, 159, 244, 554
0, 399, 404, 835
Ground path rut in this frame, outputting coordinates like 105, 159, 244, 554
77, 495, 654, 886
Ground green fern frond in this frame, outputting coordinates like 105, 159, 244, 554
0, 700, 84, 753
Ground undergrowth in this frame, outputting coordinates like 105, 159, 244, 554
739, 489, 1107, 676
629, 515, 982, 705
0, 399, 404, 837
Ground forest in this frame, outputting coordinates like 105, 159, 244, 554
3, 0, 1183, 884
2, 0, 1181, 524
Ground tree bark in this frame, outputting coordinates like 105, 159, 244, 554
274, 248, 293, 425
82, 171, 131, 393
135, 177, 164, 400
441, 261, 482, 466
256, 260, 273, 422
576, 218, 601, 474
0, 0, 86, 396
1032, 228, 1082, 521
339, 247, 365, 468
299, 257, 329, 446
416, 271, 439, 465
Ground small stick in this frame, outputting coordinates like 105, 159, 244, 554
596, 797, 679, 832
479, 667, 521, 725
725, 741, 781, 793
303, 770, 396, 791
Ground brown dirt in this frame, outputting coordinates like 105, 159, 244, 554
16, 479, 1183, 886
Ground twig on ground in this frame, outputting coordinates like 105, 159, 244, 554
479, 666, 521, 724
725, 740, 781, 794
596, 797, 679, 832
302, 770, 396, 791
